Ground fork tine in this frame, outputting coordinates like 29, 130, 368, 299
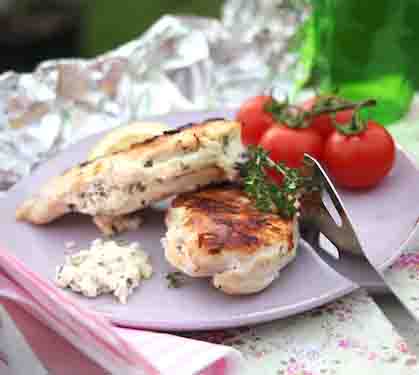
301, 154, 419, 321
302, 154, 363, 257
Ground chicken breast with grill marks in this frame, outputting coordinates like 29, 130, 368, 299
16, 120, 247, 231
163, 186, 298, 295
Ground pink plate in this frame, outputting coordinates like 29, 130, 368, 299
1, 110, 418, 331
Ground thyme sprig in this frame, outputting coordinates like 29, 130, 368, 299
166, 271, 188, 288
241, 146, 316, 218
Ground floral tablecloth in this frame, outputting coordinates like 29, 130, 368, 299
187, 291, 418, 375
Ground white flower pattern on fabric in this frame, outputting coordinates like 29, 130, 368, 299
184, 290, 418, 375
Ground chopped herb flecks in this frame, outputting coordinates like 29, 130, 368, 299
166, 271, 188, 288
144, 159, 153, 168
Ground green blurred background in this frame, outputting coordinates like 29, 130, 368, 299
82, 1, 223, 57
0, 0, 223, 73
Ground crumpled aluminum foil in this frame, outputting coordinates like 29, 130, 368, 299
0, 0, 309, 190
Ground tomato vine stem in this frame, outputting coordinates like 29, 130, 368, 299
264, 96, 376, 133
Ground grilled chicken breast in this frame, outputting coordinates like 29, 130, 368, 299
163, 186, 298, 294
16, 120, 247, 229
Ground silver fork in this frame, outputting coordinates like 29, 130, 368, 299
300, 153, 418, 321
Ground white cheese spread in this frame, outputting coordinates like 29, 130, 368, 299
56, 239, 152, 303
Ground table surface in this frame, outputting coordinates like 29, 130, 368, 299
196, 291, 419, 375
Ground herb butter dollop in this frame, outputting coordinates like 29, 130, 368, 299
56, 239, 152, 303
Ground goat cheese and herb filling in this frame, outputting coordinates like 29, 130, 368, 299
56, 239, 152, 303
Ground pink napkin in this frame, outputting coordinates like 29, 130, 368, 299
0, 249, 241, 375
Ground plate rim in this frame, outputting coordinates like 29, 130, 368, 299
2, 109, 418, 331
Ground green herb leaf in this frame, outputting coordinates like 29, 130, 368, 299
165, 271, 188, 289
311, 0, 415, 124
241, 147, 314, 219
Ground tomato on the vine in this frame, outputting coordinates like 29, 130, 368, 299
323, 120, 395, 189
302, 97, 353, 139
236, 95, 274, 145
236, 93, 392, 190
259, 125, 324, 184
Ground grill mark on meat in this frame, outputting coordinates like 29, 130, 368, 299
172, 186, 295, 255
211, 216, 262, 250
60, 118, 230, 175
202, 117, 227, 124
198, 233, 224, 253
130, 118, 226, 146
193, 133, 201, 148
288, 230, 294, 251
174, 196, 241, 214
180, 161, 190, 171
197, 218, 260, 253
144, 159, 153, 167
163, 118, 226, 134
128, 182, 147, 194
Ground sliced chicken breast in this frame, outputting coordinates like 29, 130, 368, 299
163, 185, 298, 295
16, 119, 247, 228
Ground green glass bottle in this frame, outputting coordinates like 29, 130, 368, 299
312, 0, 415, 124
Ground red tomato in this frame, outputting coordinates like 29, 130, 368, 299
323, 121, 395, 189
236, 95, 275, 145
259, 125, 324, 184
302, 97, 353, 138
